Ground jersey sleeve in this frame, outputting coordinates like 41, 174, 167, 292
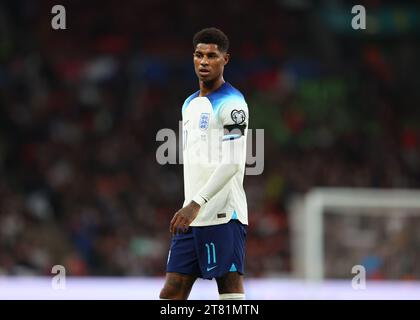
191, 101, 249, 207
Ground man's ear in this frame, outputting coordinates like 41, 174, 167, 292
224, 53, 230, 65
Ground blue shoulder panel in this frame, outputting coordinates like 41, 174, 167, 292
182, 83, 246, 118
206, 82, 246, 120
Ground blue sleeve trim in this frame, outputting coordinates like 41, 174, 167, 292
222, 134, 242, 141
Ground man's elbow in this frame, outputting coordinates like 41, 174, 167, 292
223, 162, 241, 177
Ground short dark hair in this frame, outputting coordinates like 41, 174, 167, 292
193, 27, 229, 53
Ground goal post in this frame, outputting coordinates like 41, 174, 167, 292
290, 188, 420, 281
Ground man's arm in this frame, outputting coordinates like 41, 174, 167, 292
170, 103, 248, 234
192, 131, 245, 205
170, 135, 245, 234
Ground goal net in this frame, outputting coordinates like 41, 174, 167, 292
290, 188, 420, 281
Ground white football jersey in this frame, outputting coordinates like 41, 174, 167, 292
181, 82, 248, 226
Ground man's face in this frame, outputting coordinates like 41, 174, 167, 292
193, 43, 229, 82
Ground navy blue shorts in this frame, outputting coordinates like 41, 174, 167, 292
166, 219, 247, 280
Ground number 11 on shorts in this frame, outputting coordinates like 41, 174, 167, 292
205, 242, 216, 265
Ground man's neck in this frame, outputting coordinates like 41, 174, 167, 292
199, 78, 225, 97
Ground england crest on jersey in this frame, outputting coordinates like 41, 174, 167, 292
199, 113, 210, 130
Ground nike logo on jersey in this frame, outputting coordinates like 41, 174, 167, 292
206, 265, 217, 271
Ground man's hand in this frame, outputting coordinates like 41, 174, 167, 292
170, 201, 201, 234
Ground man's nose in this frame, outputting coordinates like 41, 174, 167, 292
200, 57, 209, 65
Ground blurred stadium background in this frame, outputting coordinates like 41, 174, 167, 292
0, 0, 419, 299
